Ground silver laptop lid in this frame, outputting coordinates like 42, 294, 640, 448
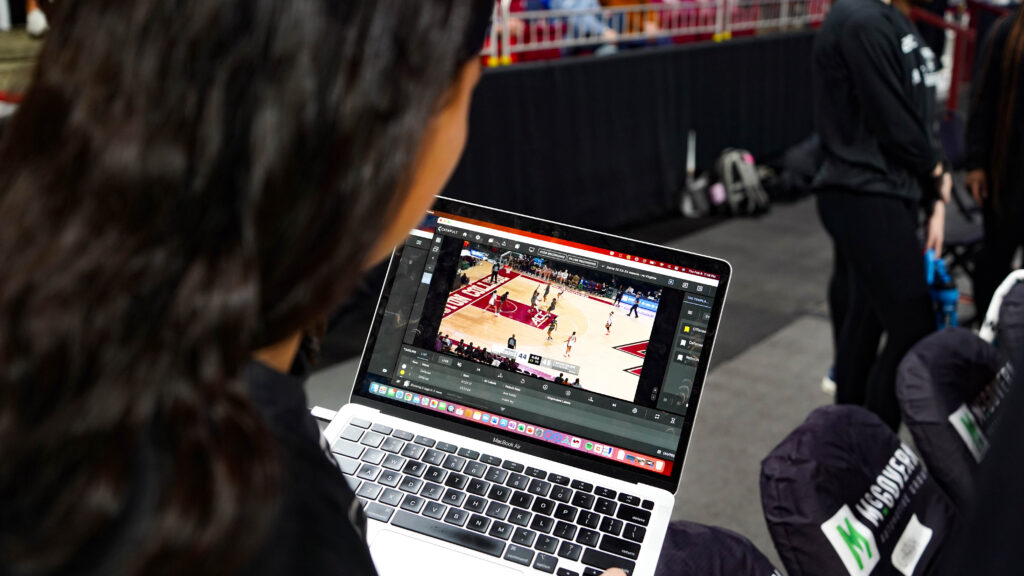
348, 197, 730, 493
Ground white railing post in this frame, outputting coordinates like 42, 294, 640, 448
500, 0, 513, 65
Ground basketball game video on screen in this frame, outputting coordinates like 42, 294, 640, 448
433, 241, 665, 404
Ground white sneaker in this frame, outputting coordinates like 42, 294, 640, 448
821, 373, 837, 397
27, 9, 48, 38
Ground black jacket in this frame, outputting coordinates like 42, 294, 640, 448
812, 0, 941, 203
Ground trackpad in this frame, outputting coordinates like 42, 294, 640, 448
370, 530, 524, 576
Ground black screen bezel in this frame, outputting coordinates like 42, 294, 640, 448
348, 197, 731, 493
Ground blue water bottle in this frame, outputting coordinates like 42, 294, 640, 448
925, 249, 958, 329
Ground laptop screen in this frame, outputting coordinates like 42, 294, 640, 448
353, 199, 727, 484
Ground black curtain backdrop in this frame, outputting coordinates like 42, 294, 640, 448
443, 31, 817, 230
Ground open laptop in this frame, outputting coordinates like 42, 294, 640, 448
324, 197, 731, 576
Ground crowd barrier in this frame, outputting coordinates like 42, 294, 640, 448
482, 0, 831, 65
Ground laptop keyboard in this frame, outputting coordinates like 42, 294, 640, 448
332, 417, 652, 576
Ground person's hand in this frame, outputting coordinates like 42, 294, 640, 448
601, 570, 628, 576
925, 201, 945, 254
965, 169, 987, 205
932, 162, 952, 205
602, 27, 618, 42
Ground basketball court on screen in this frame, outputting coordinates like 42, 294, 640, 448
438, 260, 656, 403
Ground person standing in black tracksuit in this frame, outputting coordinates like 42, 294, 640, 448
965, 7, 1024, 320
813, 0, 952, 431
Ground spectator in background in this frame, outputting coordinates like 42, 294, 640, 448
550, 0, 619, 55
965, 6, 1024, 319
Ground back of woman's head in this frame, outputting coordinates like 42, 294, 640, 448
0, 1, 488, 573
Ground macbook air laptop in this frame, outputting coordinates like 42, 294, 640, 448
324, 197, 731, 576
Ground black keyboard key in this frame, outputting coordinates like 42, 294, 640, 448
525, 466, 547, 479
350, 417, 372, 429
466, 478, 490, 497
356, 482, 382, 500
380, 437, 404, 454
594, 486, 616, 499
401, 444, 425, 460
502, 460, 525, 473
443, 454, 466, 472
531, 515, 555, 534
399, 476, 423, 493
361, 448, 385, 465
510, 491, 534, 509
391, 510, 504, 558
378, 469, 402, 488
616, 504, 651, 527
436, 441, 458, 453
641, 500, 655, 511
381, 454, 405, 472
334, 455, 359, 476
595, 497, 617, 516
528, 479, 552, 497
485, 466, 509, 484
442, 488, 466, 507
550, 486, 573, 503
403, 460, 427, 478
549, 474, 570, 486
578, 511, 601, 529
509, 507, 533, 527
480, 454, 502, 466
423, 449, 445, 466
400, 494, 425, 514
414, 435, 436, 447
464, 461, 488, 478
488, 485, 511, 503
600, 517, 624, 536
571, 480, 593, 492
357, 464, 381, 482
444, 472, 469, 490
534, 553, 558, 574
581, 548, 636, 575
534, 535, 559, 554
623, 523, 647, 543
393, 429, 414, 441
599, 534, 642, 560
458, 448, 480, 460
532, 498, 556, 516
584, 568, 604, 576
485, 501, 510, 520
467, 514, 491, 533
507, 473, 530, 490
371, 423, 393, 435
341, 426, 364, 442
618, 493, 641, 506
513, 527, 537, 547
444, 507, 469, 527
489, 521, 514, 540
560, 570, 582, 576
364, 502, 394, 523
554, 504, 578, 523
380, 488, 403, 507
332, 439, 364, 459
505, 544, 535, 566
553, 521, 577, 540
360, 431, 385, 448
424, 466, 447, 483
423, 501, 447, 520
576, 528, 600, 547
572, 492, 596, 510
421, 482, 445, 500
558, 541, 583, 561
464, 495, 487, 513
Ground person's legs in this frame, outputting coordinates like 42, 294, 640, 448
818, 191, 934, 430
973, 201, 1020, 319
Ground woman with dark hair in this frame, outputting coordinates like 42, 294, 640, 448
0, 1, 506, 575
966, 6, 1024, 319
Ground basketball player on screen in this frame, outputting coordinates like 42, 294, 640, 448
564, 331, 577, 358
605, 311, 614, 335
484, 289, 499, 316
530, 286, 539, 312
546, 317, 558, 341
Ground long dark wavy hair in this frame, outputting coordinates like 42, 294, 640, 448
987, 7, 1024, 198
0, 1, 486, 574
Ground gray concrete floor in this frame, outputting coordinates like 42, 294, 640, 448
307, 197, 839, 571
